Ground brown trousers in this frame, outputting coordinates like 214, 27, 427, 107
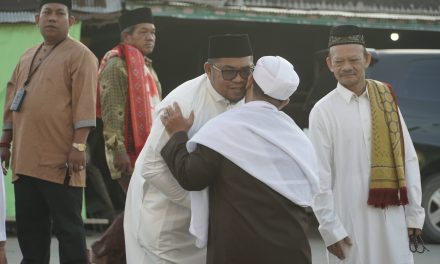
91, 175, 130, 264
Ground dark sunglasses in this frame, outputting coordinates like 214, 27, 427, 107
211, 64, 254, 81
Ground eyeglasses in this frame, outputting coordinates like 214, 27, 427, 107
211, 64, 254, 81
409, 232, 429, 254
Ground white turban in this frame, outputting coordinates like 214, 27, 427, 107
253, 56, 300, 100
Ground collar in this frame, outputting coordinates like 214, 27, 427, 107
336, 82, 369, 103
144, 56, 153, 67
246, 100, 277, 110
205, 74, 236, 105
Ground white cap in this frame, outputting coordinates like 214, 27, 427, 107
253, 56, 300, 100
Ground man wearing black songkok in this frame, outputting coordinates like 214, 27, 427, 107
90, 7, 162, 264
309, 25, 425, 263
0, 0, 98, 263
124, 34, 254, 263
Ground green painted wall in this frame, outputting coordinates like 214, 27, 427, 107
0, 22, 82, 219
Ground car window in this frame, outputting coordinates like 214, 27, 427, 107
400, 59, 440, 102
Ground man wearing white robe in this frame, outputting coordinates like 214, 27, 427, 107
159, 56, 320, 264
309, 25, 425, 264
124, 34, 253, 263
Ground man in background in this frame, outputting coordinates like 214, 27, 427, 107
309, 25, 425, 263
0, 0, 97, 262
90, 7, 161, 263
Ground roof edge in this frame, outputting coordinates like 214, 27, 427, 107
126, 3, 440, 32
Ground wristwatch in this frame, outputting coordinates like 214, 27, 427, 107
72, 143, 87, 152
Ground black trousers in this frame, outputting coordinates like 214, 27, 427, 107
14, 175, 88, 264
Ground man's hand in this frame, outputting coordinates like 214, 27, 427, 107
113, 151, 132, 176
0, 148, 10, 175
160, 102, 194, 136
408, 228, 422, 237
118, 173, 131, 194
67, 147, 86, 176
0, 131, 12, 176
327, 236, 352, 260
68, 127, 90, 177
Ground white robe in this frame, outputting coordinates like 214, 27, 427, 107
0, 158, 5, 242
186, 101, 320, 247
309, 83, 425, 264
124, 74, 239, 264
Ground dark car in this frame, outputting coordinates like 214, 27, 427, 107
302, 49, 440, 243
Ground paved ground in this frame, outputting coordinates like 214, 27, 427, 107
307, 228, 440, 263
5, 227, 439, 263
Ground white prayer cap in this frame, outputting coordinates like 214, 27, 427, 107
253, 56, 300, 100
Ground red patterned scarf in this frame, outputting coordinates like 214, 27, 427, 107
97, 44, 159, 165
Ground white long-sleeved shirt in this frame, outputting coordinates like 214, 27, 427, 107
124, 74, 238, 264
309, 82, 425, 264
0, 157, 5, 242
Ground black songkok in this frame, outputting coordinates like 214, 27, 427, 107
39, 0, 72, 10
328, 25, 366, 48
208, 34, 253, 59
119, 8, 154, 32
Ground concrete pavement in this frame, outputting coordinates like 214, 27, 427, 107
5, 227, 439, 263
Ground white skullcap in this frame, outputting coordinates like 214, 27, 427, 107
253, 56, 300, 100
